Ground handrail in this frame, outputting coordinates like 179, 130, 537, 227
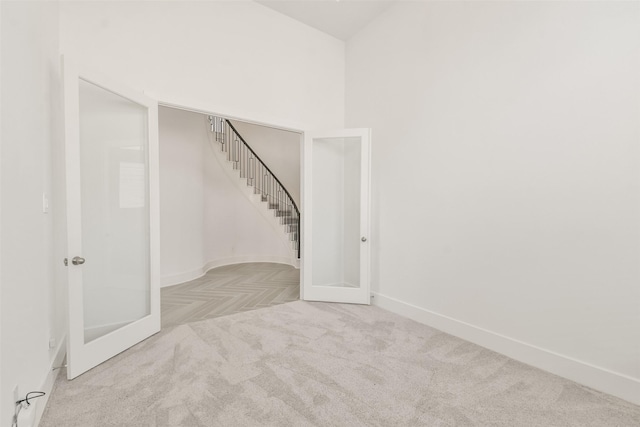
224, 119, 300, 218
208, 116, 300, 258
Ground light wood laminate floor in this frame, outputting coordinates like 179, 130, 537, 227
161, 262, 300, 329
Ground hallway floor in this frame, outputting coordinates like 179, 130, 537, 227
161, 262, 300, 329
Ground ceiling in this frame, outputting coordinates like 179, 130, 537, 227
255, 0, 395, 41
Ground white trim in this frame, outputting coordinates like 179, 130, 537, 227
312, 282, 359, 288
161, 256, 299, 288
372, 292, 640, 406
33, 336, 67, 427
161, 267, 207, 288
156, 98, 304, 134
359, 129, 371, 302
84, 320, 140, 343
299, 132, 305, 301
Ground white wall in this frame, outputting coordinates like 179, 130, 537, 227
1, 1, 65, 424
229, 120, 301, 207
160, 107, 296, 287
159, 107, 205, 284
346, 1, 640, 403
59, 0, 345, 132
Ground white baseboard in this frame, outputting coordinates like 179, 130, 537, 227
34, 335, 66, 427
161, 255, 299, 288
372, 292, 640, 406
160, 266, 205, 288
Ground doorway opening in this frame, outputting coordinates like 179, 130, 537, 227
157, 106, 303, 328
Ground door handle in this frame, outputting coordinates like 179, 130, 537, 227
361, 237, 367, 242
71, 256, 85, 265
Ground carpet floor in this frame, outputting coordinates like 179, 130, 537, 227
41, 301, 640, 426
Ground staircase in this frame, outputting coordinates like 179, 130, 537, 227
208, 116, 300, 258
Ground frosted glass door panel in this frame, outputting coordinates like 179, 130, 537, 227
312, 137, 361, 288
78, 79, 150, 343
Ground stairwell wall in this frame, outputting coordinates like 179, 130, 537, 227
158, 107, 205, 285
346, 1, 640, 404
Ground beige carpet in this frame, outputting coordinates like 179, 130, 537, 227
41, 301, 640, 426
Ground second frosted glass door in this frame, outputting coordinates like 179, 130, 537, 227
302, 129, 371, 304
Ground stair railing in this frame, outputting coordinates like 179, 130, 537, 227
209, 116, 300, 258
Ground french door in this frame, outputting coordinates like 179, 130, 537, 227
62, 57, 160, 379
302, 129, 371, 304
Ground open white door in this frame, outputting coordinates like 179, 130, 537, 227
62, 57, 160, 379
302, 129, 371, 304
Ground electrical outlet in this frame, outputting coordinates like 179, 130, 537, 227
13, 385, 19, 403
49, 337, 56, 349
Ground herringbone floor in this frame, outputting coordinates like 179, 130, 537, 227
161, 263, 300, 329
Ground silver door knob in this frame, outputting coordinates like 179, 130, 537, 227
71, 256, 85, 265
361, 237, 367, 242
